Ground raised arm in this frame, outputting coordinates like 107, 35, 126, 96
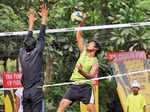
76, 13, 86, 53
38, 5, 49, 25
27, 12, 37, 38
36, 5, 49, 52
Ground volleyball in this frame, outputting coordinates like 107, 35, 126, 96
71, 11, 84, 24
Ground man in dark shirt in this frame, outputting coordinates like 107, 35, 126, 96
20, 5, 49, 112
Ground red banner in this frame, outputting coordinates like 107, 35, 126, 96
3, 73, 23, 88
106, 51, 146, 62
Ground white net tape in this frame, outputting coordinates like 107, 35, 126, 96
0, 69, 150, 91
0, 22, 150, 36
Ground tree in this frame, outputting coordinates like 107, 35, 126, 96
0, 3, 25, 72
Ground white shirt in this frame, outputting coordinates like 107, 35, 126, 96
15, 88, 23, 112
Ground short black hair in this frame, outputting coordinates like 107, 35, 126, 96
23, 37, 36, 52
89, 40, 101, 56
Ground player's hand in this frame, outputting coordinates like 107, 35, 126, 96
82, 13, 87, 21
38, 5, 49, 18
80, 13, 86, 27
27, 11, 37, 23
77, 64, 83, 72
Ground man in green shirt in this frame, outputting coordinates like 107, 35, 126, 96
127, 80, 146, 112
57, 13, 101, 112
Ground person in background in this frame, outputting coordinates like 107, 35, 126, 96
127, 80, 146, 112
15, 88, 23, 112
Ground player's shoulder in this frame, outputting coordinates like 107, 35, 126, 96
81, 50, 87, 54
93, 56, 99, 64
93, 62, 99, 66
138, 94, 145, 99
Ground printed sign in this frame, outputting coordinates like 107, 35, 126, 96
3, 73, 23, 112
3, 73, 23, 88
106, 51, 150, 112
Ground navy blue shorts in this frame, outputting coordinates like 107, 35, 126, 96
63, 84, 95, 105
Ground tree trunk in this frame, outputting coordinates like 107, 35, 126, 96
3, 58, 8, 73
45, 55, 53, 82
16, 58, 19, 72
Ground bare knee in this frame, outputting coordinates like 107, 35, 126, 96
87, 104, 97, 112
57, 99, 72, 112
59, 99, 70, 108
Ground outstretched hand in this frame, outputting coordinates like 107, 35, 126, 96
38, 5, 49, 25
38, 5, 49, 18
79, 13, 86, 27
27, 12, 37, 23
27, 11, 37, 30
77, 64, 83, 72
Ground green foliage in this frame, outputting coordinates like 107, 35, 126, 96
137, 0, 150, 11
99, 79, 123, 112
107, 0, 150, 52
0, 4, 26, 32
0, 4, 25, 62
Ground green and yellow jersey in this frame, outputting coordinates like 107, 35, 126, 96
70, 50, 98, 84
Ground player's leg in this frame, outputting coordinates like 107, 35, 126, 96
80, 84, 97, 112
57, 99, 72, 112
31, 86, 44, 112
22, 89, 32, 112
57, 85, 79, 112
87, 104, 97, 112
